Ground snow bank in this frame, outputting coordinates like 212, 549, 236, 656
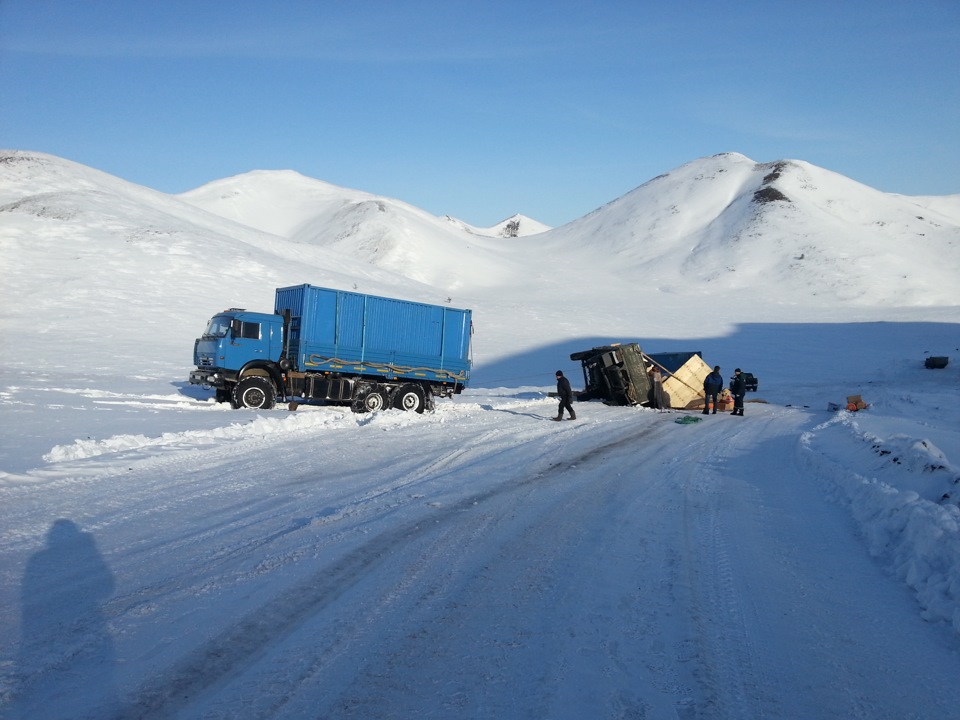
40, 409, 358, 463
801, 413, 960, 634
37, 400, 499, 466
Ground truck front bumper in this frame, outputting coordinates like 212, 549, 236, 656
189, 369, 226, 388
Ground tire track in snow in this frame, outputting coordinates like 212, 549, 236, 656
103, 424, 542, 624
308, 419, 676, 720
288, 427, 508, 526
115, 417, 667, 718
659, 414, 777, 719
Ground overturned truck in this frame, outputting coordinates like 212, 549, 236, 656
571, 343, 712, 409
571, 343, 653, 406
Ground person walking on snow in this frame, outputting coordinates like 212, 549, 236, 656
703, 365, 723, 415
554, 370, 576, 421
729, 368, 747, 416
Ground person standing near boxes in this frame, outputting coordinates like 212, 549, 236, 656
703, 365, 723, 415
729, 368, 746, 416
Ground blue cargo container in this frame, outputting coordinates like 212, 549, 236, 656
275, 284, 471, 385
190, 284, 472, 413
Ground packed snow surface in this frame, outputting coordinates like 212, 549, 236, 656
1, 150, 960, 719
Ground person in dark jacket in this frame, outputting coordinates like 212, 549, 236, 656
703, 365, 723, 415
648, 365, 665, 411
729, 368, 746, 416
554, 370, 576, 421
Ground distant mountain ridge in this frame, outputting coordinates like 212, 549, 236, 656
444, 213, 552, 238
2, 149, 959, 309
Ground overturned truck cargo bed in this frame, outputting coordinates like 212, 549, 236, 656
645, 351, 712, 410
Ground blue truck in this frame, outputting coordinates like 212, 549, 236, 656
189, 284, 473, 413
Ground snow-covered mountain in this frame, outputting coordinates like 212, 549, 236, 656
177, 169, 538, 289
177, 152, 960, 307
543, 152, 960, 306
5, 150, 958, 316
3, 148, 958, 378
0, 152, 424, 373
444, 212, 552, 238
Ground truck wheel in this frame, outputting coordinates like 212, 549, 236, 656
352, 386, 387, 413
234, 376, 276, 410
393, 384, 426, 413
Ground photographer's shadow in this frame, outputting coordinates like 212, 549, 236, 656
13, 519, 118, 719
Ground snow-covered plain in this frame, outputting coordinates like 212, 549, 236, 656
1, 150, 960, 719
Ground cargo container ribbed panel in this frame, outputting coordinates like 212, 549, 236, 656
274, 284, 471, 385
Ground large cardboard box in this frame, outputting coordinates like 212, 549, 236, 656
647, 352, 712, 410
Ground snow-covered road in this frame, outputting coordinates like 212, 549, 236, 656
3, 392, 959, 720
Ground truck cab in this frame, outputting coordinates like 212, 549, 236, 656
190, 310, 285, 400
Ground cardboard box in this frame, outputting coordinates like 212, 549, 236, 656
845, 394, 868, 411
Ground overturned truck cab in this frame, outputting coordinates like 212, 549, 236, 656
571, 343, 653, 406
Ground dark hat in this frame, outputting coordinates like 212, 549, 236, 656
555, 370, 563, 376
714, 365, 720, 371
735, 368, 741, 373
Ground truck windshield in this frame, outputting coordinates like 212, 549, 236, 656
203, 315, 232, 338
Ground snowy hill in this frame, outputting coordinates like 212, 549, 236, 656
2, 149, 960, 718
177, 152, 960, 309
174, 152, 957, 380
179, 170, 552, 241
544, 152, 960, 306
6, 150, 960, 314
0, 151, 464, 371
2, 147, 959, 389
444, 212, 552, 238
178, 170, 537, 288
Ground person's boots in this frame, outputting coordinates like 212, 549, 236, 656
702, 409, 709, 415
569, 411, 576, 420
553, 415, 563, 421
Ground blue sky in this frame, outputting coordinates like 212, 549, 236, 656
2, 1, 958, 227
